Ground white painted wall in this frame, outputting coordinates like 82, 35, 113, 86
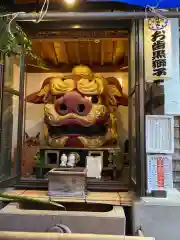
164, 19, 180, 115
25, 72, 129, 146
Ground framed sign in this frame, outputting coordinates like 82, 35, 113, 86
147, 154, 173, 194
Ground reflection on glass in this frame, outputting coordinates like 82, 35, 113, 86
145, 82, 164, 115
0, 93, 19, 179
130, 24, 135, 88
129, 23, 137, 183
4, 56, 20, 91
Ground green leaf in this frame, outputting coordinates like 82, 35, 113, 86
0, 193, 66, 209
0, 17, 50, 70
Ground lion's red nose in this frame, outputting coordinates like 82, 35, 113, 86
55, 91, 92, 116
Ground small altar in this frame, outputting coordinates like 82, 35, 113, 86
35, 145, 121, 179
16, 143, 129, 192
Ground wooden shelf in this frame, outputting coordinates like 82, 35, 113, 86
39, 145, 121, 151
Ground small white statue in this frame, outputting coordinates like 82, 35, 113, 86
60, 153, 68, 167
67, 153, 76, 167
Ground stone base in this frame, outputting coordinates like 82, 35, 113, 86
0, 202, 125, 235
132, 189, 180, 240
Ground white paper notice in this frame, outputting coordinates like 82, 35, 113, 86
86, 156, 102, 179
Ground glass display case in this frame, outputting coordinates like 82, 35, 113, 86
0, 16, 146, 198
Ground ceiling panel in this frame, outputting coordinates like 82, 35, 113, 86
30, 37, 128, 72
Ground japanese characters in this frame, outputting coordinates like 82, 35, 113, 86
151, 18, 167, 78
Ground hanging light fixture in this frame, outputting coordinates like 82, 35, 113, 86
64, 0, 76, 5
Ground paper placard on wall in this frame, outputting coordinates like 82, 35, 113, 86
146, 115, 174, 154
86, 156, 102, 179
144, 18, 172, 83
147, 154, 173, 194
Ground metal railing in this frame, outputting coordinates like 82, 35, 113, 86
16, 11, 180, 22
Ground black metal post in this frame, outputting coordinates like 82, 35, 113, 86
16, 11, 180, 21
0, 56, 5, 176
138, 20, 146, 197
16, 53, 25, 178
134, 20, 140, 194
128, 31, 132, 185
128, 22, 134, 188
135, 20, 146, 197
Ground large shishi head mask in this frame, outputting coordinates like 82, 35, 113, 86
26, 65, 128, 148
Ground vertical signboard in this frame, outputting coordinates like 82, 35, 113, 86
144, 18, 172, 83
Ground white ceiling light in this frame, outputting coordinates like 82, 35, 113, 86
64, 0, 76, 5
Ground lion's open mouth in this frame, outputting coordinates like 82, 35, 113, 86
48, 124, 108, 137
